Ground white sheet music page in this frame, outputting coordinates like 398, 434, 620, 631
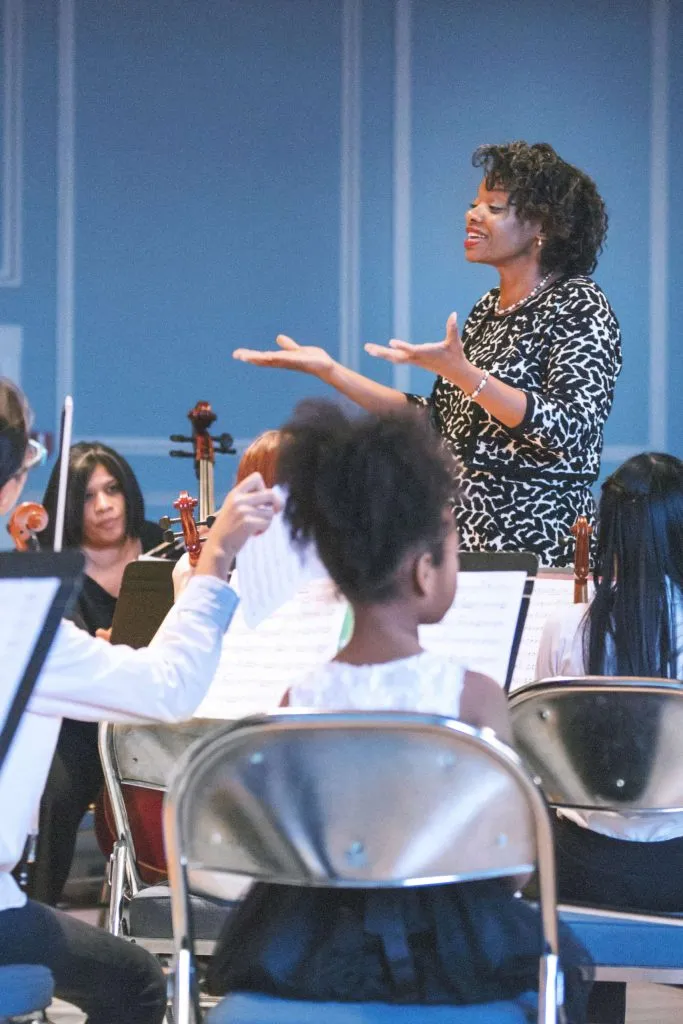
235, 486, 328, 628
194, 574, 348, 720
419, 571, 527, 687
509, 574, 593, 692
0, 577, 60, 725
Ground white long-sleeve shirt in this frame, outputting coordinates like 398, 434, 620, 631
0, 574, 238, 911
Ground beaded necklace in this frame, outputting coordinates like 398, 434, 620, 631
494, 272, 554, 316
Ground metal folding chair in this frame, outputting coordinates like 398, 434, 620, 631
164, 711, 566, 1024
99, 719, 238, 958
0, 964, 53, 1023
511, 677, 683, 1024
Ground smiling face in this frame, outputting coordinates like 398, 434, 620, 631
81, 463, 127, 549
464, 181, 542, 270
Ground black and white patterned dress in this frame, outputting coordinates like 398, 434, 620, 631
408, 276, 622, 567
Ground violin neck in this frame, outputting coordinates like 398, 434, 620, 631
198, 460, 215, 523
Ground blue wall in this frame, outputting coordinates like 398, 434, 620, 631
1, 0, 679, 537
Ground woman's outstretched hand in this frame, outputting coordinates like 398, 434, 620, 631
364, 313, 469, 383
234, 335, 335, 381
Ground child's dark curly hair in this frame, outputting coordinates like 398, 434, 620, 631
473, 141, 607, 276
277, 400, 457, 604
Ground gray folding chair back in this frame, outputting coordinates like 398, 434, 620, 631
164, 711, 562, 1024
510, 677, 683, 815
510, 677, 683, 1014
99, 718, 230, 953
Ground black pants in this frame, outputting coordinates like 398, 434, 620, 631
554, 814, 683, 912
30, 719, 104, 905
0, 899, 166, 1024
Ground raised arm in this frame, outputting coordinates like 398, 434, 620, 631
233, 334, 407, 415
30, 474, 282, 725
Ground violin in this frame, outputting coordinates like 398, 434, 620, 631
160, 401, 235, 561
571, 515, 592, 604
7, 502, 49, 552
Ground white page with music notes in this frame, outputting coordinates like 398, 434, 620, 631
509, 575, 593, 692
194, 574, 348, 720
0, 577, 60, 726
419, 571, 527, 687
234, 487, 327, 628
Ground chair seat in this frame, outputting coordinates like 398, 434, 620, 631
128, 884, 232, 940
561, 907, 683, 968
206, 992, 538, 1024
0, 964, 54, 1016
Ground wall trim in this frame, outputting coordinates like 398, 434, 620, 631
648, 0, 668, 450
392, 0, 412, 393
55, 0, 76, 424
0, 0, 23, 287
339, 0, 362, 370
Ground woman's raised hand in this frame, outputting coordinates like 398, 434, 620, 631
364, 313, 468, 383
234, 334, 335, 380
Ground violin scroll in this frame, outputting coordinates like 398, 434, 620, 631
7, 502, 49, 552
160, 491, 204, 567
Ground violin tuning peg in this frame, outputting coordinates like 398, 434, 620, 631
159, 516, 172, 531
163, 529, 176, 543
169, 449, 194, 458
169, 434, 193, 443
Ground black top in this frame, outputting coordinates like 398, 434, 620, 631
67, 520, 164, 636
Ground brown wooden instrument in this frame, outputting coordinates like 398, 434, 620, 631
7, 502, 49, 552
97, 402, 236, 881
571, 515, 592, 604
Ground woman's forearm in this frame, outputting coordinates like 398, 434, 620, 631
321, 361, 409, 414
444, 363, 527, 428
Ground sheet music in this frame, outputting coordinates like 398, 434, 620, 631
235, 487, 327, 627
509, 574, 593, 692
0, 577, 60, 725
194, 575, 348, 720
419, 571, 527, 687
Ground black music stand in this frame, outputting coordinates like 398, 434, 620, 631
458, 551, 538, 692
109, 559, 175, 649
0, 550, 84, 775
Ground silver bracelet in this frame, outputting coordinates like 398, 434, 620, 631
468, 369, 490, 400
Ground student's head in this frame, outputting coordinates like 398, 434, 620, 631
40, 442, 146, 550
277, 400, 459, 623
235, 430, 281, 488
0, 378, 33, 515
587, 452, 683, 676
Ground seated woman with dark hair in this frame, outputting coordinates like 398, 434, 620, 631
537, 453, 683, 911
29, 442, 163, 906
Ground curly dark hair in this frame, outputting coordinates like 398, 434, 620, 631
472, 141, 607, 276
277, 400, 457, 604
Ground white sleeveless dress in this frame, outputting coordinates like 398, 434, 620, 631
289, 651, 466, 718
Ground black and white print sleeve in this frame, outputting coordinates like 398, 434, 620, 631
511, 282, 622, 457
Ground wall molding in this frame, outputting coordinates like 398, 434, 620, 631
392, 0, 411, 392
55, 0, 76, 426
648, 0, 668, 450
339, 0, 362, 371
0, 0, 23, 287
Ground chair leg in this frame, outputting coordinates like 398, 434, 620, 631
107, 840, 127, 936
587, 981, 627, 1024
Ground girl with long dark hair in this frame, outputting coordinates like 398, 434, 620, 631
537, 453, 683, 910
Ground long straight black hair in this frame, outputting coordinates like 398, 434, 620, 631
585, 453, 683, 677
